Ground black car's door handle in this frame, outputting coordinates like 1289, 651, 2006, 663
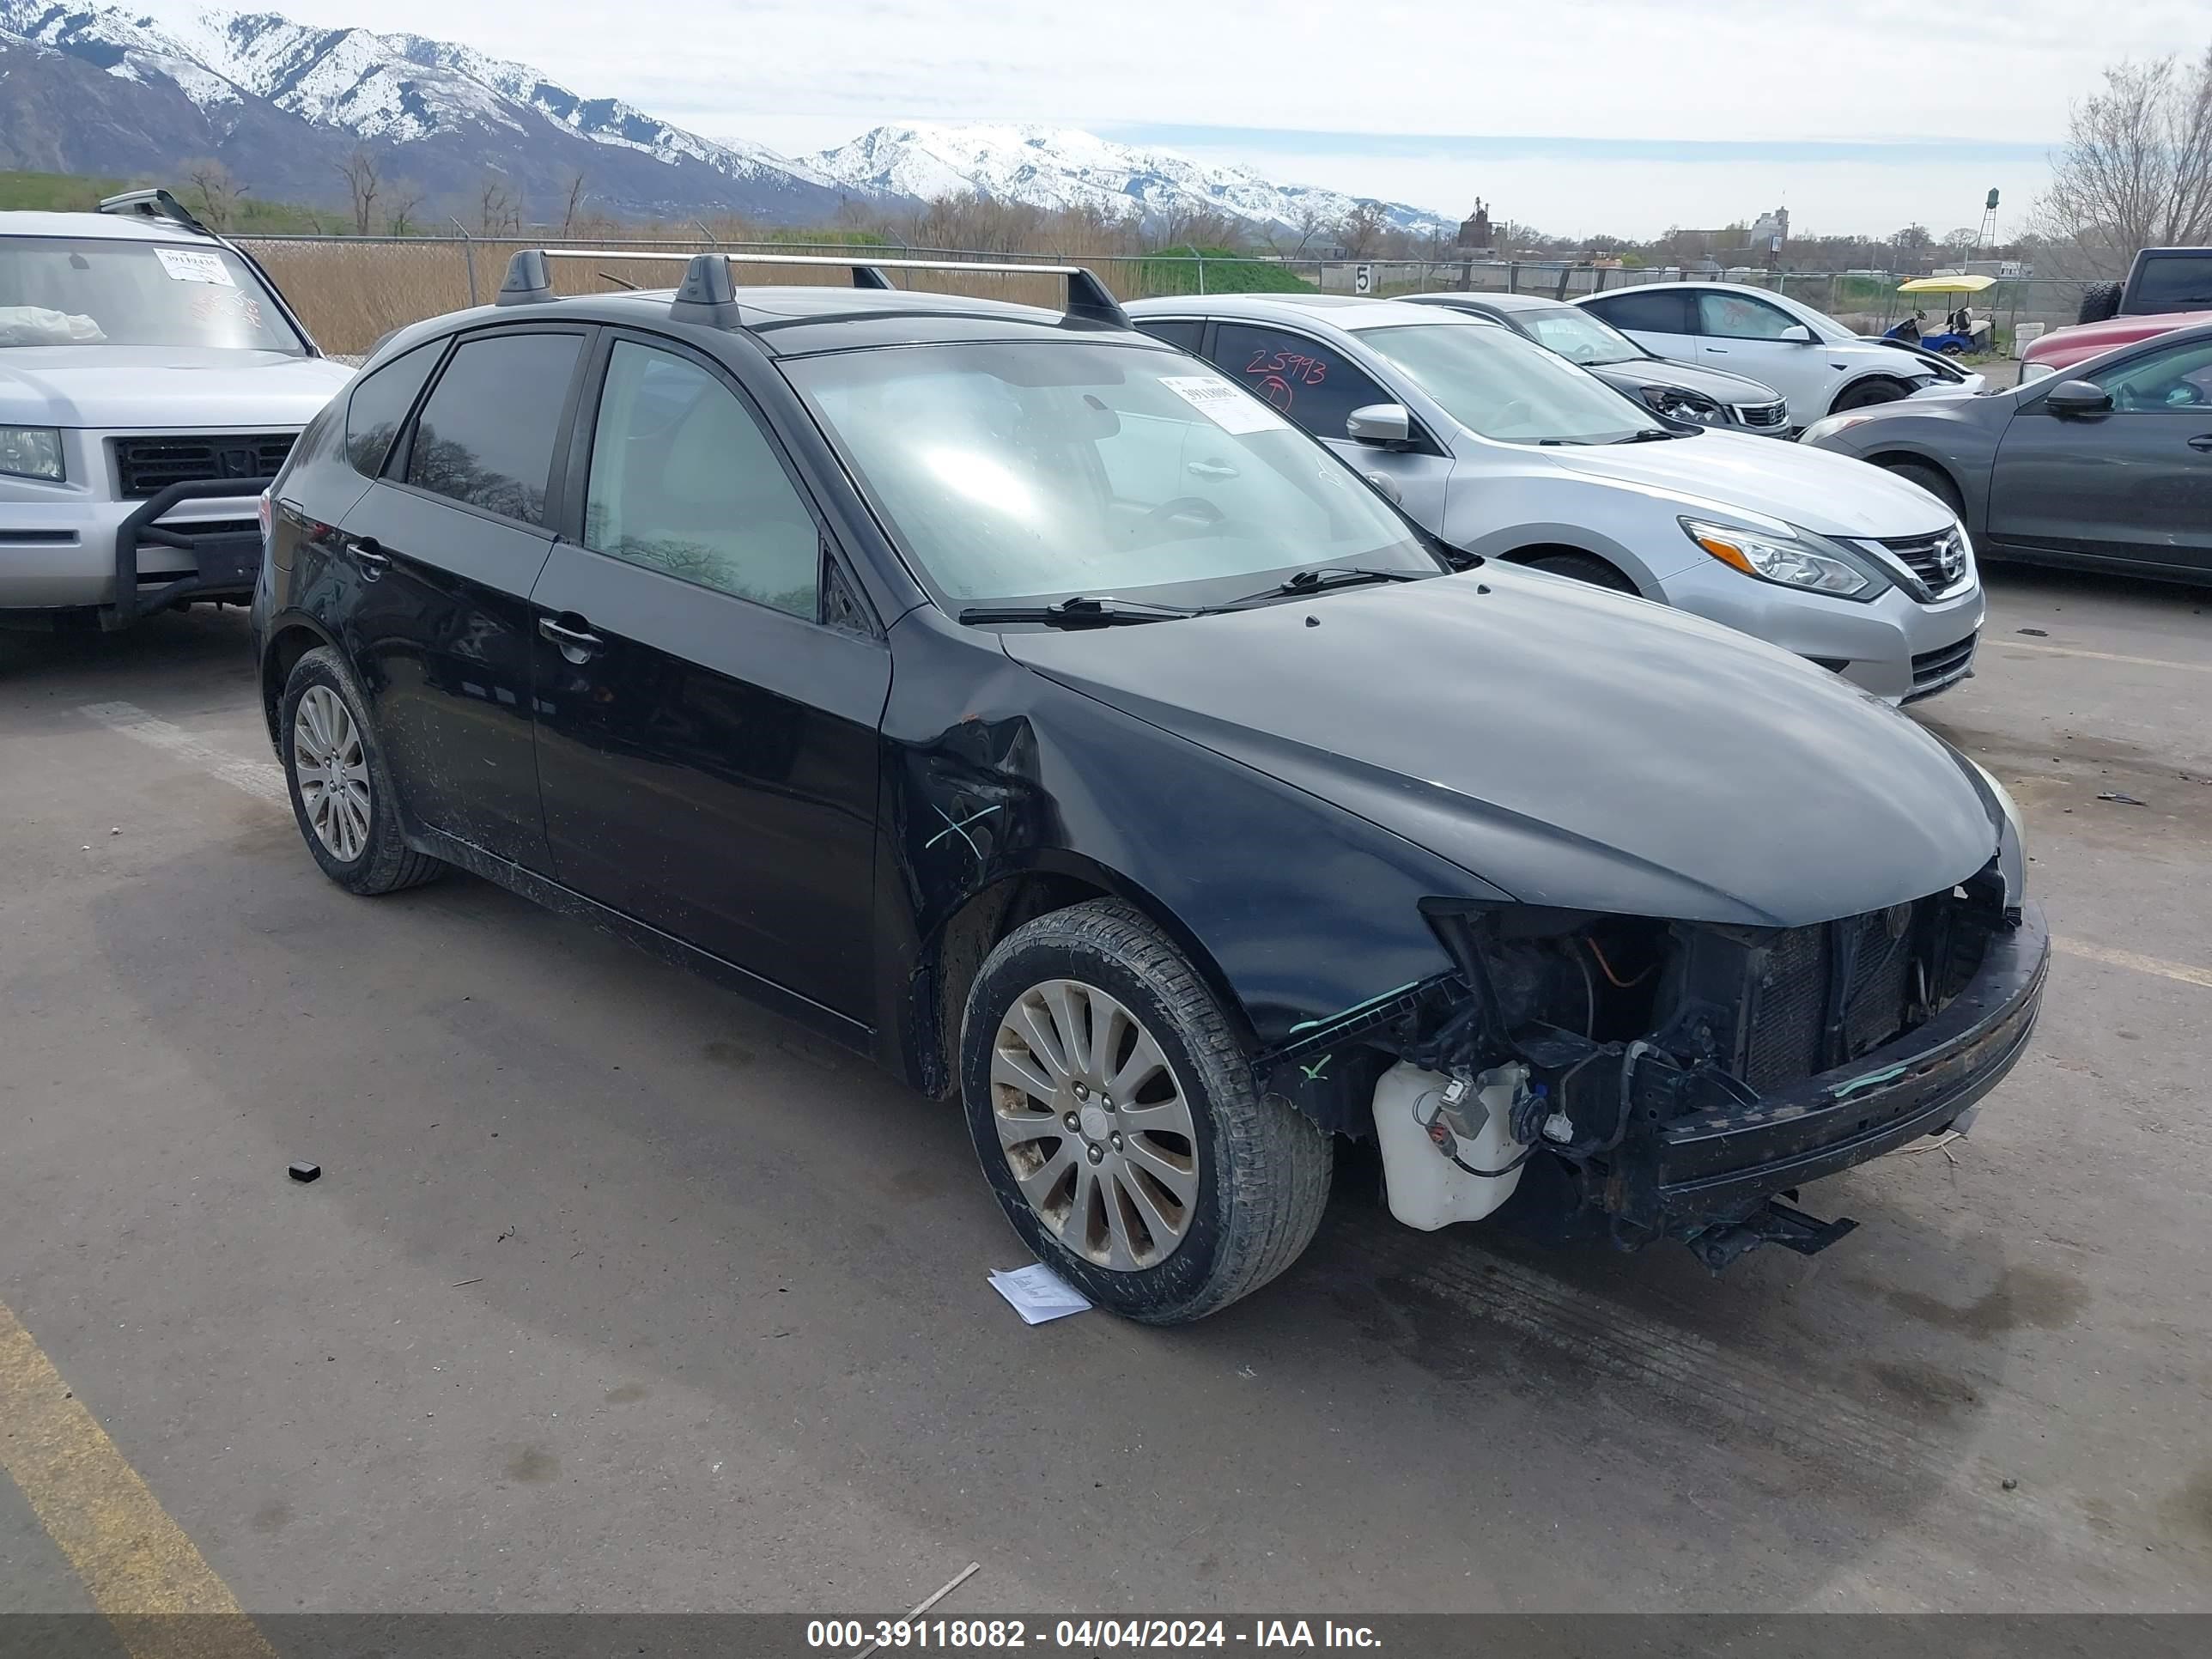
2188, 434, 2212, 452
538, 616, 605, 661
349, 536, 389, 579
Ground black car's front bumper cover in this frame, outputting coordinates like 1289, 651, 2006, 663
1620, 901, 2048, 1235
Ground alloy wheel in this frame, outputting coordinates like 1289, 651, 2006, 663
293, 685, 372, 863
989, 978, 1199, 1271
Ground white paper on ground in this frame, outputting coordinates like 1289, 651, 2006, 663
1160, 374, 1290, 434
988, 1262, 1091, 1324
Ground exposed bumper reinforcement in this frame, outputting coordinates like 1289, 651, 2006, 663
1622, 901, 2049, 1246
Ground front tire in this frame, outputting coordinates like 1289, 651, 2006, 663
1881, 459, 1965, 519
959, 900, 1332, 1324
279, 647, 444, 896
1831, 377, 1909, 414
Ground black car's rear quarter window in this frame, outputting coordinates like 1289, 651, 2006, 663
344, 340, 443, 478
1134, 319, 1204, 353
405, 331, 582, 526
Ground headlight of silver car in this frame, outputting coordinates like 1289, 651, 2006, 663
0, 425, 66, 483
1641, 386, 1723, 425
1679, 517, 1891, 600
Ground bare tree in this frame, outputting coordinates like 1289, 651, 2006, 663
183, 159, 246, 230
335, 146, 381, 236
1261, 199, 1334, 258
477, 175, 521, 235
559, 170, 589, 235
1337, 202, 1387, 259
2034, 45, 2212, 275
384, 182, 425, 237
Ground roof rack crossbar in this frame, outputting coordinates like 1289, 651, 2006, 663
97, 189, 216, 238
489, 247, 1128, 326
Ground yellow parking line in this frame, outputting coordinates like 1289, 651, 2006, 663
1996, 639, 2212, 674
2055, 938, 2212, 990
0, 1299, 276, 1657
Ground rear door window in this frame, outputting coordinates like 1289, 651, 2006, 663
404, 331, 584, 526
1696, 292, 1798, 340
344, 340, 443, 478
1206, 322, 1391, 441
1583, 289, 1692, 335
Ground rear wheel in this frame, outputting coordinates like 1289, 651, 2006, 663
959, 900, 1332, 1323
1525, 550, 1637, 592
279, 647, 444, 896
1881, 460, 1964, 519
1831, 377, 1909, 414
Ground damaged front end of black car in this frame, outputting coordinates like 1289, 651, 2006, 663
1256, 862, 2045, 1271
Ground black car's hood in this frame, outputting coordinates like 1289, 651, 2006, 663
1589, 356, 1784, 404
1001, 568, 2000, 927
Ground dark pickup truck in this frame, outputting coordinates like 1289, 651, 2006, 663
2077, 246, 2212, 323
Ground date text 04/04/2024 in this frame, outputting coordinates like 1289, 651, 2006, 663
804, 1618, 1383, 1649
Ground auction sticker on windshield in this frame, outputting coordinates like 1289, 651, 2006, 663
154, 248, 235, 286
1162, 374, 1290, 435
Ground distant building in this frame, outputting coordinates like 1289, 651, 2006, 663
1747, 206, 1789, 252
1455, 199, 1495, 254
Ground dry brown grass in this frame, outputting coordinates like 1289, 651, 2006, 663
240, 234, 1227, 354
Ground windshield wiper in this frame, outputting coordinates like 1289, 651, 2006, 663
1613, 428, 1681, 443
1221, 566, 1425, 608
957, 595, 1198, 628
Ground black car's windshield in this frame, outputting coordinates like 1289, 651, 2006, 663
0, 236, 306, 353
1358, 322, 1658, 444
787, 341, 1437, 609
1510, 304, 1648, 367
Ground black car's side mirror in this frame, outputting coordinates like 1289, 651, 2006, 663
1778, 324, 1818, 344
1346, 403, 1414, 448
2042, 379, 2113, 416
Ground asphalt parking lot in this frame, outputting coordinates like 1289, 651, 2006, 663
2, 565, 2208, 1620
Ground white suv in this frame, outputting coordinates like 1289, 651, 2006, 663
1, 191, 352, 631
1575, 282, 1984, 427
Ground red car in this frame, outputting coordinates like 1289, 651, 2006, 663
2022, 309, 2212, 381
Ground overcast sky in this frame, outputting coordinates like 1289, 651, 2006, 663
149, 0, 2208, 237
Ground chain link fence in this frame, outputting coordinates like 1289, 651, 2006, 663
234, 234, 2103, 357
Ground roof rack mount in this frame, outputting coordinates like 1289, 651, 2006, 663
492, 247, 1128, 328
97, 189, 216, 238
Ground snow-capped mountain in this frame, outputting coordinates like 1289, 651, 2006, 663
0, 2, 852, 221
812, 123, 1455, 240
0, 5, 1455, 240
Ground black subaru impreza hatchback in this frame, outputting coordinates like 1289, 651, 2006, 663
253, 250, 2046, 1322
